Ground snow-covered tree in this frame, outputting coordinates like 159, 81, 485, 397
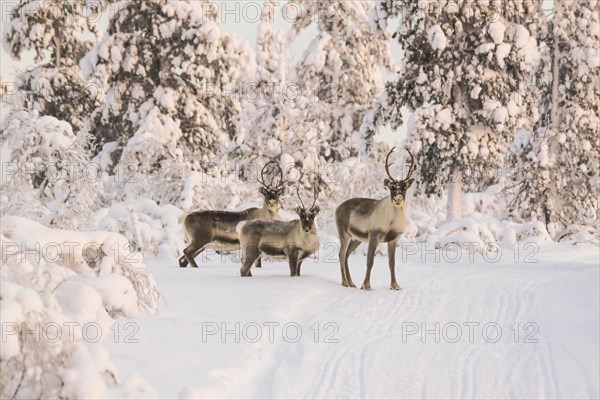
2, 0, 105, 130
236, 0, 289, 162
83, 0, 255, 187
287, 0, 394, 162
368, 0, 543, 220
232, 0, 396, 222
507, 1, 553, 227
510, 0, 599, 239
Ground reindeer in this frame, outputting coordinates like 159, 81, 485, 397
178, 160, 286, 268
335, 147, 415, 290
237, 184, 320, 278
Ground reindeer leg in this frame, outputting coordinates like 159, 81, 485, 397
182, 240, 207, 268
179, 244, 194, 267
388, 240, 401, 290
345, 240, 360, 288
339, 237, 351, 286
289, 251, 299, 277
179, 254, 188, 268
240, 245, 259, 277
183, 246, 198, 268
361, 236, 378, 290
296, 258, 304, 276
255, 258, 262, 268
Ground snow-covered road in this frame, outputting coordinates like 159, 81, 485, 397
106, 242, 599, 399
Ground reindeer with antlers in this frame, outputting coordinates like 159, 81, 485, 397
335, 147, 415, 290
237, 183, 320, 278
178, 160, 287, 268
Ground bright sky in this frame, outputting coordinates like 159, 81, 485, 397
0, 2, 412, 146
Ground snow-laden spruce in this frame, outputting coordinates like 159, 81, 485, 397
510, 0, 599, 241
288, 0, 394, 162
83, 0, 256, 206
366, 0, 544, 220
2, 0, 104, 131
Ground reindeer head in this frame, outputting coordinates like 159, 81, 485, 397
383, 147, 415, 208
294, 185, 320, 232
257, 160, 286, 210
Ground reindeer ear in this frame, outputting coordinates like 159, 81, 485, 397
384, 178, 392, 188
278, 187, 285, 195
258, 187, 267, 195
294, 206, 302, 215
312, 206, 320, 215
406, 178, 415, 187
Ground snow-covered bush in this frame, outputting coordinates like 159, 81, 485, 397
93, 197, 184, 259
0, 277, 118, 399
428, 214, 551, 252
397, 177, 553, 250
0, 110, 101, 230
0, 215, 160, 399
1, 216, 160, 315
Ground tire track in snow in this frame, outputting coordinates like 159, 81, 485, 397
223, 258, 593, 399
454, 274, 532, 399
263, 287, 364, 398
307, 269, 441, 398
301, 283, 420, 397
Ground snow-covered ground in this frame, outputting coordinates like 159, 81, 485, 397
106, 242, 599, 399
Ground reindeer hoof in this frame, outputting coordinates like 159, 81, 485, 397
390, 283, 401, 290
361, 284, 372, 291
342, 281, 356, 288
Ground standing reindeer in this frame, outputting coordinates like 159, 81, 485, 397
335, 147, 415, 290
178, 160, 286, 268
237, 184, 320, 277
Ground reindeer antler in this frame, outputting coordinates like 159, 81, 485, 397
404, 146, 415, 181
310, 185, 319, 210
257, 159, 281, 188
272, 160, 287, 189
385, 146, 397, 181
296, 184, 306, 209
256, 162, 269, 187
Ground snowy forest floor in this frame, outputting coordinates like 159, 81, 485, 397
106, 242, 599, 399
